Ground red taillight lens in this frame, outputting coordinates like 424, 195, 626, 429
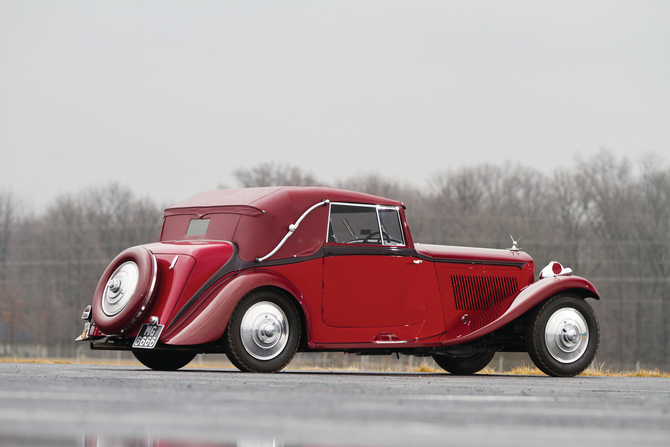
552, 262, 563, 275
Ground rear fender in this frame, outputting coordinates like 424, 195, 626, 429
443, 275, 599, 345
161, 270, 308, 346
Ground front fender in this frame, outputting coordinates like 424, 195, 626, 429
443, 275, 599, 345
161, 270, 307, 346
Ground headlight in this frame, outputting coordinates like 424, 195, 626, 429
539, 261, 573, 279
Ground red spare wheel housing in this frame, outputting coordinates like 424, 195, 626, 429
91, 246, 158, 335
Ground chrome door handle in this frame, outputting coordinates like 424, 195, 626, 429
413, 259, 423, 264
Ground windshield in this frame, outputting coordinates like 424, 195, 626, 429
327, 204, 404, 245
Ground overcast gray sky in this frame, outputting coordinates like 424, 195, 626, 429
1, 0, 669, 211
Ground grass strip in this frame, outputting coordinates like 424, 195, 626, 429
2, 357, 668, 377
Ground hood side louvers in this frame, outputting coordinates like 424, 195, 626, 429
451, 275, 519, 311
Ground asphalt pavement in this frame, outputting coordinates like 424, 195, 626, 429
1, 362, 669, 447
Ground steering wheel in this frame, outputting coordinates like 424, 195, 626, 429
361, 230, 396, 244
361, 231, 382, 244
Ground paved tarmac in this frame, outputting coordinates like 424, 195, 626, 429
0, 362, 669, 447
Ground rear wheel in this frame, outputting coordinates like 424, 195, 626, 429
432, 350, 495, 375
133, 350, 196, 371
225, 289, 300, 373
526, 294, 599, 377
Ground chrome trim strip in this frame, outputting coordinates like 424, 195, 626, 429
256, 199, 330, 262
375, 207, 384, 245
379, 206, 405, 246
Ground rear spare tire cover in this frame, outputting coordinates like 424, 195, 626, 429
92, 246, 158, 335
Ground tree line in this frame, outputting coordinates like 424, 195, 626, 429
1, 149, 668, 369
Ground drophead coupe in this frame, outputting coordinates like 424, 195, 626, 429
77, 187, 599, 376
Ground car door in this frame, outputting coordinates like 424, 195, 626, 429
322, 203, 426, 329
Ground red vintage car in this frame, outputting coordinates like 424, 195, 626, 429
77, 187, 600, 377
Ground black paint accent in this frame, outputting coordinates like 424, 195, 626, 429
323, 245, 418, 258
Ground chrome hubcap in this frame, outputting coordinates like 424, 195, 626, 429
545, 307, 589, 364
102, 261, 140, 316
240, 301, 289, 360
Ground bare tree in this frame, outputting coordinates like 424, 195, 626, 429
0, 190, 21, 347
2, 156, 668, 369
568, 148, 670, 366
636, 155, 670, 364
426, 164, 547, 249
338, 173, 415, 201
546, 169, 587, 270
233, 163, 320, 187
0, 190, 20, 286
83, 183, 162, 258
21, 184, 162, 349
429, 166, 486, 215
337, 174, 428, 239
0, 279, 23, 349
427, 166, 491, 245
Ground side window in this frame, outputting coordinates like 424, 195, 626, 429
379, 208, 404, 245
327, 204, 404, 246
328, 205, 380, 244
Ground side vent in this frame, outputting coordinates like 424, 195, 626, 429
451, 275, 519, 311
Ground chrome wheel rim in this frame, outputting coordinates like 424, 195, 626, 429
102, 261, 140, 316
545, 307, 589, 364
240, 301, 289, 360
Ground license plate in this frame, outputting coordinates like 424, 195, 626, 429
132, 324, 164, 349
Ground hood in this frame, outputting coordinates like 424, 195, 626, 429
415, 243, 533, 267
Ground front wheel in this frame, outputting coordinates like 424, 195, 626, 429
432, 350, 495, 375
133, 349, 196, 371
526, 294, 599, 377
225, 289, 301, 373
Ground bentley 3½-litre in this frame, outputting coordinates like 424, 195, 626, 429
77, 187, 599, 376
